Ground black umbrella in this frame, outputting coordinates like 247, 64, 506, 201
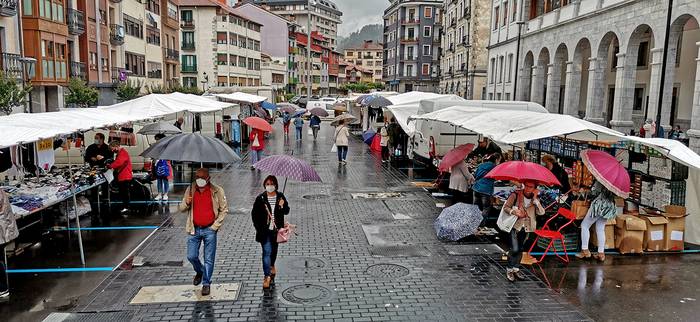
367, 96, 393, 109
137, 121, 182, 135
140, 133, 241, 163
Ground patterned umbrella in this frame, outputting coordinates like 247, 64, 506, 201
253, 155, 322, 192
434, 203, 483, 241
309, 107, 329, 117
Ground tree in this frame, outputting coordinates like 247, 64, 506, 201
148, 84, 169, 94
0, 72, 31, 115
65, 78, 98, 108
170, 84, 203, 95
116, 80, 143, 102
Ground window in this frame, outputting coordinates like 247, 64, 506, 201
181, 55, 197, 72
239, 56, 247, 68
239, 36, 247, 48
407, 46, 415, 59
347, 51, 353, 57
503, 2, 509, 26
146, 0, 160, 14
217, 53, 228, 65
100, 58, 108, 72
22, 0, 32, 16
125, 52, 146, 76
422, 63, 430, 76
633, 87, 645, 111
493, 6, 499, 30
507, 54, 513, 81
183, 77, 197, 87
181, 10, 193, 22
424, 6, 433, 18
147, 61, 162, 79
124, 14, 143, 39
217, 32, 227, 44
217, 76, 228, 87
406, 64, 413, 77
637, 41, 649, 67
423, 45, 431, 56
512, 0, 518, 22
181, 31, 195, 49
147, 27, 161, 45
407, 28, 415, 39
167, 2, 178, 19
230, 54, 237, 67
423, 26, 431, 37
490, 58, 495, 83
499, 56, 504, 83
611, 45, 619, 71
89, 52, 97, 70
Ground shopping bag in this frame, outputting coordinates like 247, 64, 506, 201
277, 223, 296, 243
307, 128, 313, 135
571, 199, 591, 220
331, 144, 337, 153
252, 135, 260, 148
496, 205, 518, 232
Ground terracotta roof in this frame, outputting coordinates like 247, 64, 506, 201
346, 40, 383, 51
179, 0, 263, 25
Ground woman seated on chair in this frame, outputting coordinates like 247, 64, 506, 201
501, 180, 545, 282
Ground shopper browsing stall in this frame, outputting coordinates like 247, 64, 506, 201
542, 155, 571, 194
107, 141, 133, 214
472, 153, 502, 217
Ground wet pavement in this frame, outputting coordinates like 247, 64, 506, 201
2, 123, 699, 321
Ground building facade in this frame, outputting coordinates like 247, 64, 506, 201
290, 30, 336, 96
383, 0, 443, 93
0, 0, 28, 113
260, 52, 286, 99
439, 0, 489, 99
179, 0, 262, 93
344, 40, 383, 84
240, 0, 342, 50
486, 0, 700, 151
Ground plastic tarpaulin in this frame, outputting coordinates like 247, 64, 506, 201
409, 105, 625, 145
622, 136, 700, 170
387, 91, 445, 106
215, 92, 267, 104
167, 92, 233, 113
386, 103, 421, 135
98, 93, 230, 118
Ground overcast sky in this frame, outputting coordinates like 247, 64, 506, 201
334, 0, 384, 37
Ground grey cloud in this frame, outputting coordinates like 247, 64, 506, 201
334, 0, 384, 36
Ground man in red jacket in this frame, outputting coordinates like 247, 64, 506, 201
107, 141, 133, 214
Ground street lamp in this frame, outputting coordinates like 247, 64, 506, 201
19, 57, 36, 113
512, 20, 527, 101
463, 43, 471, 99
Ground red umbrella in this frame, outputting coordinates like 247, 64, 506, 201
485, 161, 561, 186
580, 149, 630, 198
243, 116, 273, 132
438, 144, 475, 173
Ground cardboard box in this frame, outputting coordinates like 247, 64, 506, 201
590, 218, 616, 250
664, 205, 687, 251
615, 214, 647, 254
641, 216, 668, 251
614, 197, 625, 215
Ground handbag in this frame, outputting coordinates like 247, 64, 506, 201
331, 126, 341, 153
252, 134, 260, 148
571, 193, 591, 220
265, 198, 294, 244
496, 193, 522, 232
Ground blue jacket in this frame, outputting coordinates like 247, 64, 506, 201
472, 161, 496, 195
294, 117, 303, 128
310, 115, 321, 126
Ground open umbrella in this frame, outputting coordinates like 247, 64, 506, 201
243, 116, 273, 132
367, 96, 393, 109
253, 154, 322, 192
137, 121, 182, 135
355, 94, 371, 104
362, 129, 376, 144
261, 101, 277, 110
485, 161, 561, 186
140, 133, 241, 163
331, 113, 357, 127
278, 103, 300, 114
332, 102, 347, 112
434, 203, 483, 241
292, 109, 307, 118
438, 144, 475, 173
360, 95, 377, 106
309, 107, 329, 117
580, 149, 630, 198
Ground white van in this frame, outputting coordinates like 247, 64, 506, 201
410, 100, 548, 166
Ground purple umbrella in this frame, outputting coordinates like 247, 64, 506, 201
253, 154, 322, 192
309, 107, 329, 117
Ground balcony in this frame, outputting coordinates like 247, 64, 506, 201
181, 20, 194, 29
69, 61, 86, 79
400, 37, 418, 44
405, 56, 417, 62
401, 19, 420, 25
181, 64, 197, 73
110, 24, 124, 46
0, 0, 17, 16
164, 48, 179, 61
181, 42, 195, 51
1, 53, 23, 78
147, 70, 162, 79
67, 9, 85, 36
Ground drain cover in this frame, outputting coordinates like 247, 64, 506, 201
370, 245, 430, 257
302, 194, 330, 200
281, 284, 333, 306
366, 264, 410, 278
279, 256, 326, 270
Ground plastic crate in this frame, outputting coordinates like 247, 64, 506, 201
528, 139, 540, 150
551, 138, 564, 155
540, 138, 552, 153
535, 231, 580, 252
670, 181, 686, 206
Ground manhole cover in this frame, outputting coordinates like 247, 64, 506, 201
279, 257, 326, 270
302, 194, 330, 200
281, 284, 333, 306
370, 245, 431, 257
366, 264, 410, 278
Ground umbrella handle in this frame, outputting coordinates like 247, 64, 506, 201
282, 177, 288, 193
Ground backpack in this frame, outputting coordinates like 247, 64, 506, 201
155, 160, 169, 177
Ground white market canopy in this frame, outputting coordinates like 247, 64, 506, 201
98, 93, 232, 118
387, 91, 445, 106
386, 103, 422, 135
623, 136, 700, 170
215, 92, 267, 104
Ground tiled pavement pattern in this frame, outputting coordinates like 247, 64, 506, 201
68, 125, 591, 321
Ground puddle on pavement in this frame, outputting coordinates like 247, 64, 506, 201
351, 192, 404, 199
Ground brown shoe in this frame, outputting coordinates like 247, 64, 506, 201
575, 249, 592, 259
520, 253, 539, 265
263, 276, 271, 289
201, 285, 210, 296
593, 253, 606, 262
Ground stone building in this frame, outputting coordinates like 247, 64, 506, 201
486, 0, 700, 151
383, 0, 443, 93
439, 0, 490, 99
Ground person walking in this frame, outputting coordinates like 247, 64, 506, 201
282, 112, 291, 137
179, 168, 228, 296
293, 116, 304, 141
472, 153, 502, 218
449, 160, 474, 204
84, 133, 113, 167
174, 117, 185, 130
501, 181, 545, 282
380, 124, 390, 163
106, 141, 133, 214
249, 128, 265, 170
0, 188, 19, 298
310, 114, 322, 140
251, 176, 290, 290
576, 181, 617, 262
334, 120, 350, 164
152, 134, 171, 202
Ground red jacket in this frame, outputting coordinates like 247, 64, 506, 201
249, 129, 265, 151
109, 148, 133, 181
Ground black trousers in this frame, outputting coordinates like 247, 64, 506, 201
381, 146, 390, 160
118, 180, 131, 209
508, 228, 528, 269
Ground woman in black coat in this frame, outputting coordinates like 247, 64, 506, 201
251, 175, 290, 290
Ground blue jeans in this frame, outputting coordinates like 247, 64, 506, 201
156, 177, 169, 194
261, 231, 279, 277
337, 146, 348, 161
251, 150, 263, 164
187, 227, 217, 286
295, 127, 303, 140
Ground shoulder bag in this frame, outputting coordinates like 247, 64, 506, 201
331, 127, 343, 153
497, 193, 522, 232
265, 198, 295, 243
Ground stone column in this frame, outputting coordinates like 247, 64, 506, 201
530, 65, 545, 106
646, 47, 664, 124
584, 57, 605, 125
660, 44, 680, 129
688, 42, 700, 153
545, 63, 562, 113
563, 61, 581, 116
610, 53, 635, 133
517, 66, 531, 101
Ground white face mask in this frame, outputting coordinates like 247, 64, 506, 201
265, 185, 276, 193
195, 178, 207, 188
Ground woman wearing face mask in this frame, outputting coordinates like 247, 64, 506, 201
251, 176, 290, 290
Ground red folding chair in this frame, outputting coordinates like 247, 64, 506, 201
527, 208, 577, 263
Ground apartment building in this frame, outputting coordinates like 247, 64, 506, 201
240, 0, 342, 50
179, 0, 262, 92
486, 0, 700, 151
0, 0, 28, 114
383, 0, 443, 93
344, 40, 383, 84
260, 53, 286, 99
439, 0, 489, 99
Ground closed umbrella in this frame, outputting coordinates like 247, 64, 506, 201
140, 133, 241, 163
243, 116, 273, 132
485, 161, 561, 187
309, 107, 329, 117
434, 203, 483, 241
253, 154, 322, 192
331, 113, 357, 127
137, 121, 182, 135
438, 144, 475, 173
580, 149, 630, 198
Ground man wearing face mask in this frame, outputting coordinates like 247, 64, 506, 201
84, 133, 113, 167
179, 168, 228, 296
